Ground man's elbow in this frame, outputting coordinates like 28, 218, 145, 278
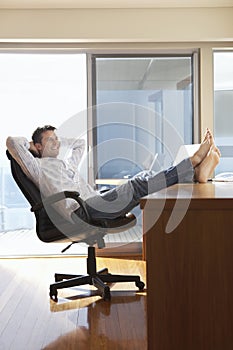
6, 136, 13, 149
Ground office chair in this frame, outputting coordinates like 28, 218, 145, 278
6, 150, 145, 301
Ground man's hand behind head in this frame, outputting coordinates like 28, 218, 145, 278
29, 141, 40, 158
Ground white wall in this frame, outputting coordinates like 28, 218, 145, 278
0, 7, 232, 137
0, 8, 232, 42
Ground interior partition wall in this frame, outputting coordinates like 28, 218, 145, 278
213, 50, 233, 175
89, 52, 199, 189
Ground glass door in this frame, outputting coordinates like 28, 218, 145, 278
90, 54, 196, 187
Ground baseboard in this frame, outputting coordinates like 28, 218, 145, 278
96, 241, 142, 258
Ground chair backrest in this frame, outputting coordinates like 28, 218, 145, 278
6, 150, 41, 208
6, 150, 73, 243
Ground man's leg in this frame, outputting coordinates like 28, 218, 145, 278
72, 158, 194, 222
72, 128, 218, 222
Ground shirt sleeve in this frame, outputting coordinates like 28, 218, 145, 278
6, 136, 40, 184
60, 137, 86, 165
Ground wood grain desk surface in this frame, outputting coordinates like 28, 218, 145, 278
95, 178, 128, 186
140, 182, 233, 210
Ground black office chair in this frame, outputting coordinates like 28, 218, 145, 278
6, 150, 145, 301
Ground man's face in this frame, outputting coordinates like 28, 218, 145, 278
35, 130, 60, 158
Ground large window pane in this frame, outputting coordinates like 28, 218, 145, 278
92, 55, 194, 184
0, 53, 87, 232
214, 51, 233, 174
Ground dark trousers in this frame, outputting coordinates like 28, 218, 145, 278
72, 158, 194, 221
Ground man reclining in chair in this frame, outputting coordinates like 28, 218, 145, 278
6, 125, 220, 224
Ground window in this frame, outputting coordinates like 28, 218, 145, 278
90, 54, 197, 188
0, 50, 198, 237
0, 52, 87, 232
214, 51, 233, 174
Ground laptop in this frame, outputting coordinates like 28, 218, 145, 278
141, 153, 159, 171
173, 144, 200, 166
141, 145, 198, 173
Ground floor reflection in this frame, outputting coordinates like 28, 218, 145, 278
45, 292, 147, 350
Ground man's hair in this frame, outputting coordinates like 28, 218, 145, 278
32, 125, 56, 144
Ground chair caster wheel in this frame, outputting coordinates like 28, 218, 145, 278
103, 287, 111, 301
50, 286, 58, 302
136, 281, 145, 291
50, 293, 58, 302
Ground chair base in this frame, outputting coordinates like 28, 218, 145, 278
49, 246, 145, 302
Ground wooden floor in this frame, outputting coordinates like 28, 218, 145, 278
0, 256, 147, 350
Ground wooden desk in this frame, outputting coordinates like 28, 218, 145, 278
140, 182, 233, 350
95, 178, 128, 186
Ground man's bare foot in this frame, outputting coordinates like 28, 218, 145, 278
190, 128, 214, 168
194, 145, 221, 183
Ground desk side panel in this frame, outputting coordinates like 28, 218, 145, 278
145, 207, 233, 350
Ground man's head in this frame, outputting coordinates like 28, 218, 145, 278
32, 125, 60, 158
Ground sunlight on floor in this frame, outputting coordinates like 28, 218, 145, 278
0, 225, 142, 257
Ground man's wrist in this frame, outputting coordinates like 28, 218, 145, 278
29, 141, 40, 156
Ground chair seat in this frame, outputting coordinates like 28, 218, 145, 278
91, 213, 136, 231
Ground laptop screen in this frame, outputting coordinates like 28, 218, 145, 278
173, 144, 200, 166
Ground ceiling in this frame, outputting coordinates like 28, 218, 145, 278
0, 0, 232, 9
96, 57, 191, 90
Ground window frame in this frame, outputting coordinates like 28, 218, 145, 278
87, 50, 199, 187
213, 49, 233, 174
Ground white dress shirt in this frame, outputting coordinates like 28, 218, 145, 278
6, 136, 96, 222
